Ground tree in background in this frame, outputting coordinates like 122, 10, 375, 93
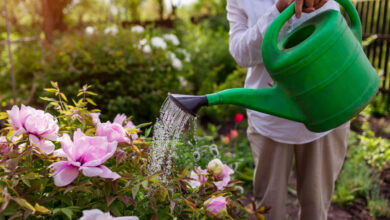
192, 0, 226, 16
156, 0, 164, 20
41, 0, 71, 44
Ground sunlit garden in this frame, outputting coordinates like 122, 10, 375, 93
0, 0, 390, 219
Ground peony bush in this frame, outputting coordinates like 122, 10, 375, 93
0, 83, 267, 219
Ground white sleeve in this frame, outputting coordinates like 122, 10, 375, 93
227, 0, 281, 68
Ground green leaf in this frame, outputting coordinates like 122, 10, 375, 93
60, 93, 68, 102
21, 178, 31, 187
50, 81, 58, 88
172, 193, 180, 199
132, 185, 139, 199
141, 180, 148, 189
86, 91, 98, 96
44, 88, 57, 93
0, 112, 8, 120
136, 122, 152, 129
145, 127, 152, 137
40, 97, 51, 101
34, 203, 50, 214
13, 198, 35, 212
53, 208, 61, 215
60, 208, 73, 220
86, 98, 97, 106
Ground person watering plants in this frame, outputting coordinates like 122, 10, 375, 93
226, 0, 350, 219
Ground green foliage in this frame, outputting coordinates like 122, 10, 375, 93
358, 108, 390, 171
367, 185, 390, 218
200, 67, 247, 123
177, 20, 237, 96
1, 20, 243, 125
1, 27, 191, 124
333, 109, 390, 213
332, 140, 374, 205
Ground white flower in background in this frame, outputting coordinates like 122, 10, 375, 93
110, 5, 118, 15
85, 26, 94, 35
143, 45, 151, 54
166, 51, 182, 70
163, 34, 180, 46
177, 48, 191, 62
172, 58, 183, 70
131, 25, 144, 33
166, 51, 176, 60
151, 37, 167, 49
137, 38, 148, 49
139, 38, 147, 46
178, 76, 188, 88
104, 26, 118, 36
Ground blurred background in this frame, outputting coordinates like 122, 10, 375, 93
0, 0, 390, 218
0, 0, 242, 125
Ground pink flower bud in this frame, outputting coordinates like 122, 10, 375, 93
204, 196, 227, 217
222, 136, 230, 145
230, 129, 238, 139
80, 209, 139, 220
207, 159, 223, 175
234, 113, 244, 123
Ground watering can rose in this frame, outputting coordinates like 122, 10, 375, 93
49, 129, 120, 187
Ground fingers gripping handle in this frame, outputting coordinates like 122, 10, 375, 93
262, 0, 362, 66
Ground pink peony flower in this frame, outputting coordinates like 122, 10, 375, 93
124, 121, 139, 141
187, 167, 208, 189
79, 209, 138, 220
90, 113, 101, 125
96, 122, 129, 143
234, 113, 244, 123
49, 129, 120, 187
7, 105, 58, 154
115, 114, 139, 141
113, 114, 127, 125
96, 114, 139, 143
29, 134, 55, 154
207, 159, 234, 190
204, 196, 227, 217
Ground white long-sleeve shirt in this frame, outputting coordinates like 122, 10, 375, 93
227, 0, 349, 144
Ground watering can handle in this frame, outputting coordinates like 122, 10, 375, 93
263, 0, 362, 59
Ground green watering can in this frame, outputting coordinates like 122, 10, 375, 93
169, 0, 380, 132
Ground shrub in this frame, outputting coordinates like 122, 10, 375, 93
0, 27, 191, 124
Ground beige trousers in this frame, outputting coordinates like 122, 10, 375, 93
247, 121, 350, 220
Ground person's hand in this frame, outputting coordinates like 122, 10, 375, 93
276, 0, 329, 18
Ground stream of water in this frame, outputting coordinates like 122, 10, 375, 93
147, 98, 195, 180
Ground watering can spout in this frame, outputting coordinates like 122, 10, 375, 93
169, 87, 306, 123
168, 93, 208, 116
206, 87, 306, 123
